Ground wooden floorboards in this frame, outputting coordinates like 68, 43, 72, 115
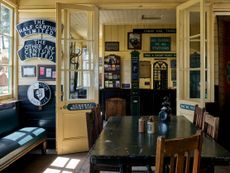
1, 150, 230, 173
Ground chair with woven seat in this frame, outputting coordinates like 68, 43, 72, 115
155, 130, 202, 173
193, 105, 205, 129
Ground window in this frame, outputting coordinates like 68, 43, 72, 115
0, 2, 14, 99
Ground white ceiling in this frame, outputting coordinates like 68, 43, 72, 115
71, 9, 176, 38
100, 9, 176, 25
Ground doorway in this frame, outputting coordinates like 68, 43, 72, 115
216, 16, 230, 151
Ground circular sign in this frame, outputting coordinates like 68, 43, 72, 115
27, 82, 51, 106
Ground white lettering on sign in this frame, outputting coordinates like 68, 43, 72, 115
27, 82, 51, 106
16, 19, 56, 37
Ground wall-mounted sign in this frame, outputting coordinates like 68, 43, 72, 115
66, 102, 96, 111
150, 37, 171, 51
144, 53, 176, 58
16, 19, 56, 37
27, 82, 51, 106
133, 28, 176, 34
180, 104, 195, 111
105, 42, 119, 51
18, 39, 56, 63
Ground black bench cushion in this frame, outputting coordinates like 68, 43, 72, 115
0, 139, 19, 158
0, 127, 46, 158
0, 107, 20, 137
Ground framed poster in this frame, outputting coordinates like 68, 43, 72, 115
128, 32, 142, 50
38, 65, 56, 81
21, 65, 36, 77
105, 42, 119, 51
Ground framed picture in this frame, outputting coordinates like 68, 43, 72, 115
38, 65, 56, 81
105, 42, 119, 51
21, 65, 36, 77
128, 32, 142, 50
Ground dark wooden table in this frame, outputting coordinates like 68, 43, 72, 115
89, 116, 230, 173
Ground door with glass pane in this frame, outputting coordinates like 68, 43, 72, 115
56, 3, 99, 154
176, 0, 212, 121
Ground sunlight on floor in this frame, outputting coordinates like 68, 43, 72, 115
43, 156, 81, 173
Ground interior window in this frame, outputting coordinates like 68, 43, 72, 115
0, 3, 14, 99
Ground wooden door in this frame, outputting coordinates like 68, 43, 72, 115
56, 3, 99, 154
176, 0, 213, 121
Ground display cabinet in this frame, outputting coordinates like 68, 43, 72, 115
104, 54, 121, 88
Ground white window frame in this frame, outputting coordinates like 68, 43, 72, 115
0, 0, 17, 101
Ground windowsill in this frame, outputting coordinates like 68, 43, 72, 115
0, 99, 18, 106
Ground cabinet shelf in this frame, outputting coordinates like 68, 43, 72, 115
104, 54, 121, 88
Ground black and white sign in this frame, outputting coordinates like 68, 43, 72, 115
18, 39, 56, 62
27, 82, 51, 106
16, 19, 56, 37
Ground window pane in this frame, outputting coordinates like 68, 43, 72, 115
0, 4, 12, 35
190, 71, 200, 98
0, 65, 11, 95
0, 3, 13, 97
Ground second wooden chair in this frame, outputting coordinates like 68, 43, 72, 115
202, 111, 219, 140
155, 130, 203, 173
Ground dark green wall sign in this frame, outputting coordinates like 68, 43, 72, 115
150, 37, 171, 51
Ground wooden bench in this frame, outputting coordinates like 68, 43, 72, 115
0, 102, 47, 171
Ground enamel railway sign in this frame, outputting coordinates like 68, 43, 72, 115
66, 103, 96, 111
27, 82, 51, 106
18, 39, 56, 63
16, 19, 56, 37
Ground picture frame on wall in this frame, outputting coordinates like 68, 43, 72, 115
21, 65, 36, 77
38, 64, 56, 81
105, 42, 119, 51
128, 32, 142, 50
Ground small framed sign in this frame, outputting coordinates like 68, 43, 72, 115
21, 65, 36, 77
105, 42, 119, 51
150, 37, 171, 51
38, 65, 56, 81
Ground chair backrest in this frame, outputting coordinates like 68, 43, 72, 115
93, 104, 103, 138
193, 105, 205, 129
86, 104, 103, 149
105, 97, 126, 119
202, 112, 219, 140
155, 130, 202, 173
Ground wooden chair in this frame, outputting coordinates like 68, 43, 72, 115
202, 112, 219, 140
155, 130, 202, 173
193, 105, 205, 129
105, 97, 126, 119
93, 104, 103, 138
86, 104, 103, 149
200, 112, 219, 173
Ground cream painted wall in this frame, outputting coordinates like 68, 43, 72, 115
103, 24, 176, 89
17, 10, 56, 85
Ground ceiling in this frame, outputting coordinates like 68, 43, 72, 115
100, 9, 176, 25
71, 9, 176, 38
